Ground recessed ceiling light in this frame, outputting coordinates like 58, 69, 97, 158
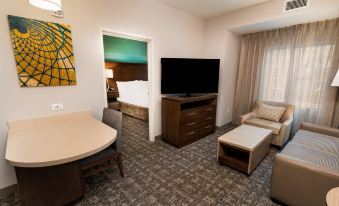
28, 0, 61, 11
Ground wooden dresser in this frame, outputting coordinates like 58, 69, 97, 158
162, 94, 217, 148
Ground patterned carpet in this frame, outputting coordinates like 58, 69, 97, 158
1, 115, 280, 206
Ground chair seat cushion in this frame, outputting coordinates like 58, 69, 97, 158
244, 118, 282, 135
79, 147, 117, 166
292, 130, 339, 155
280, 141, 339, 172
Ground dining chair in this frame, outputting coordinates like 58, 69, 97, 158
79, 108, 124, 178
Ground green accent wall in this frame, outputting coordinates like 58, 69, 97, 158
103, 35, 147, 64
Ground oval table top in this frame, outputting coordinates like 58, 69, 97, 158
327, 187, 339, 206
6, 111, 117, 167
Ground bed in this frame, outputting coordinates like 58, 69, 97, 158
115, 80, 149, 121
105, 62, 149, 121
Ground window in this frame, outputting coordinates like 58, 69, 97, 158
259, 44, 335, 109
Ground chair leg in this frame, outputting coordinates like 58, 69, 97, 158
117, 153, 124, 178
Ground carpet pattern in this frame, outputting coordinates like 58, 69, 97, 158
1, 115, 280, 206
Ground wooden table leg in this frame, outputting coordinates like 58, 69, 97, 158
15, 162, 84, 206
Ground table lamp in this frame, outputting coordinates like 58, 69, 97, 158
332, 70, 339, 87
105, 69, 114, 91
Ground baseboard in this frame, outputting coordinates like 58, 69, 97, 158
154, 135, 162, 140
0, 184, 17, 199
216, 121, 234, 129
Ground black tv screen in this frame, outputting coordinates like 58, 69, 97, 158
161, 58, 220, 95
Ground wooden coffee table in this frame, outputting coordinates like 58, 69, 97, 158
217, 124, 272, 175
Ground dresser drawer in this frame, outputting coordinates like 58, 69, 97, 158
180, 129, 200, 143
201, 105, 216, 117
200, 123, 215, 137
181, 109, 200, 122
202, 115, 215, 122
180, 120, 200, 133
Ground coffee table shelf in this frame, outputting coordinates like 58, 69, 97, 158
217, 124, 272, 175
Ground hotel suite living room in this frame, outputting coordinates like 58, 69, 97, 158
0, 0, 339, 206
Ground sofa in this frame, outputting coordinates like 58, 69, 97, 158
240, 101, 294, 147
270, 123, 339, 206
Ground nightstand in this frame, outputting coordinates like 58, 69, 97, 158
107, 90, 119, 102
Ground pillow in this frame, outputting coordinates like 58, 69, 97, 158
256, 103, 286, 122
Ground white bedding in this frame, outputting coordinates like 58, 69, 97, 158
116, 80, 149, 108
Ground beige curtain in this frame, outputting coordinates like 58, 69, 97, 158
232, 19, 339, 133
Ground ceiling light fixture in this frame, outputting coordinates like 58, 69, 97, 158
28, 0, 62, 11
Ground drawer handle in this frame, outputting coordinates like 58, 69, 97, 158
187, 122, 196, 126
187, 132, 195, 136
205, 125, 212, 129
188, 113, 196, 116
206, 108, 213, 111
206, 117, 212, 120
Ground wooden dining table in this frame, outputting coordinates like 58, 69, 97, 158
5, 111, 117, 206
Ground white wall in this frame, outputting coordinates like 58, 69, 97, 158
0, 0, 204, 189
204, 0, 339, 126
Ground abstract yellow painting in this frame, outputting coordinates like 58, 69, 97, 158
8, 15, 76, 87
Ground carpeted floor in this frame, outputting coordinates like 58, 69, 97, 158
1, 115, 280, 206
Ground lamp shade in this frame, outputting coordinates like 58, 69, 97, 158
332, 70, 339, 87
28, 0, 61, 11
105, 69, 113, 79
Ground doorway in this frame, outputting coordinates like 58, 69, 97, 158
100, 29, 154, 142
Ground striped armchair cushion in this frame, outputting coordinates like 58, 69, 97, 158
256, 103, 286, 122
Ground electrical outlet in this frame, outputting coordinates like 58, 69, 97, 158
51, 103, 63, 111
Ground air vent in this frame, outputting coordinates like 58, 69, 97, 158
284, 0, 309, 12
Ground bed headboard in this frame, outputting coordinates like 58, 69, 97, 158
105, 62, 148, 93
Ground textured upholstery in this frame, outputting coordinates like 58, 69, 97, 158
102, 108, 122, 152
270, 123, 339, 206
240, 101, 294, 147
79, 108, 123, 177
293, 130, 339, 155
244, 118, 282, 135
256, 103, 286, 122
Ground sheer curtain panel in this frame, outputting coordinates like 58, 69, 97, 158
233, 19, 339, 133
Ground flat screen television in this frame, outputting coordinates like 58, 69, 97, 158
161, 58, 220, 96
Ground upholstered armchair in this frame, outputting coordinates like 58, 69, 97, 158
240, 101, 294, 147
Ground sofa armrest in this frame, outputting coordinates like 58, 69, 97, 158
270, 154, 339, 206
300, 123, 339, 138
240, 111, 255, 124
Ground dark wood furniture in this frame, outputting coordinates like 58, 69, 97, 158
79, 108, 124, 178
107, 90, 119, 102
15, 162, 83, 206
162, 94, 217, 148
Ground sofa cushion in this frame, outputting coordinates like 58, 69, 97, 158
280, 141, 339, 172
244, 118, 281, 135
292, 129, 339, 155
256, 103, 286, 122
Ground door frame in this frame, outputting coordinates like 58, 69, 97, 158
99, 28, 155, 142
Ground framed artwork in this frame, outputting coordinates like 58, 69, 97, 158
8, 15, 76, 87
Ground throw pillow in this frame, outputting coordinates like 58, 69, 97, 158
256, 103, 286, 122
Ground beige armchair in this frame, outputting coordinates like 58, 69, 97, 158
240, 101, 294, 147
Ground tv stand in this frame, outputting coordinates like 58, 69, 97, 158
161, 94, 217, 148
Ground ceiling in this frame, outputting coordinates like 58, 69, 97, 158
157, 0, 270, 19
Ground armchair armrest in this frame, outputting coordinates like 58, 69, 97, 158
300, 123, 339, 138
240, 111, 256, 125
278, 117, 293, 146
